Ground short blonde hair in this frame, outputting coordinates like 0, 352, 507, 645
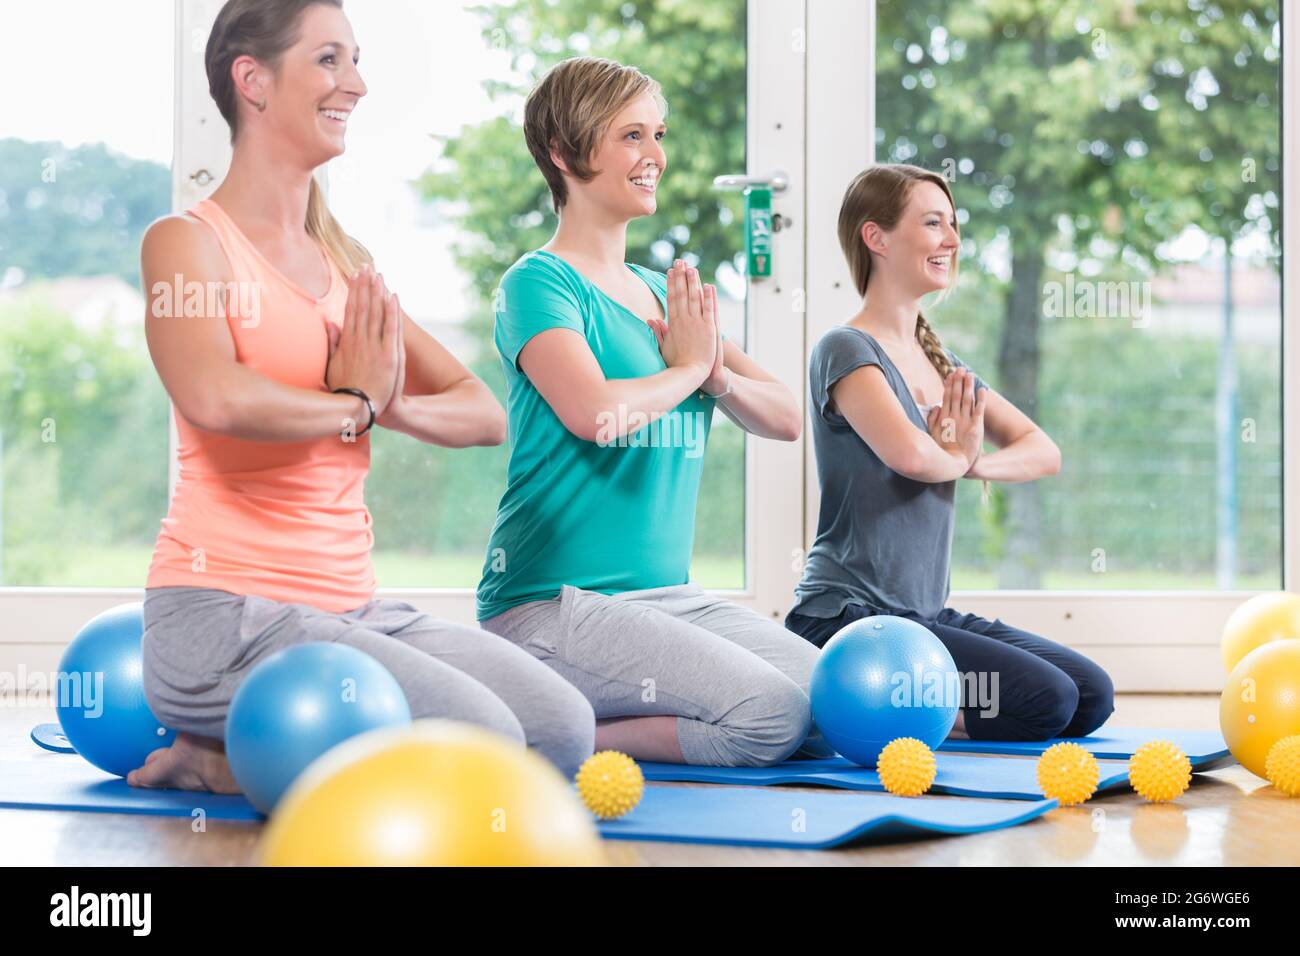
523, 56, 667, 213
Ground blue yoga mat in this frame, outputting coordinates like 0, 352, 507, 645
600, 785, 1057, 848
2, 756, 263, 821
936, 726, 1233, 770
1, 755, 1056, 848
640, 752, 1132, 800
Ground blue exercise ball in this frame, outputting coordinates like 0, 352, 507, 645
225, 642, 412, 814
811, 615, 960, 768
56, 602, 177, 777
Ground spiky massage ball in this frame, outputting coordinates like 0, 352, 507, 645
575, 750, 644, 820
1036, 742, 1100, 806
1265, 735, 1300, 797
876, 737, 937, 797
1128, 739, 1192, 803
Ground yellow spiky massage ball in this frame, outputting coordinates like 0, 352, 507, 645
876, 737, 936, 797
1265, 735, 1300, 797
576, 750, 644, 820
1036, 742, 1100, 806
1128, 739, 1192, 803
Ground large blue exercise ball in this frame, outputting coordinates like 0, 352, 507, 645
56, 602, 177, 777
225, 642, 412, 814
811, 615, 960, 768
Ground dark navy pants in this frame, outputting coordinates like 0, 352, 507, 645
785, 601, 1114, 742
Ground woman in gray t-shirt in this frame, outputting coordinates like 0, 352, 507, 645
787, 164, 1114, 743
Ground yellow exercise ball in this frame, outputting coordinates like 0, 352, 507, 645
1219, 639, 1300, 780
260, 720, 605, 866
1221, 592, 1300, 673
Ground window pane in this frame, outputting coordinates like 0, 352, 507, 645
328, 0, 747, 590
0, 1, 173, 586
875, 0, 1282, 590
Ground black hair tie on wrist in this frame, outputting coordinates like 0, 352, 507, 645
332, 387, 375, 436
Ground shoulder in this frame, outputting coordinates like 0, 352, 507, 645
502, 250, 576, 287
141, 213, 215, 254
498, 251, 584, 307
814, 325, 884, 363
140, 213, 227, 279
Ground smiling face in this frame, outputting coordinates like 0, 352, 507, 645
254, 3, 366, 165
871, 180, 960, 295
567, 91, 667, 222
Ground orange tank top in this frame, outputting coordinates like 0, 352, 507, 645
146, 198, 376, 612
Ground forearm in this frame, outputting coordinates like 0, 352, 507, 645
384, 379, 506, 447
578, 364, 708, 441
712, 373, 802, 441
966, 432, 1060, 483
899, 439, 974, 483
204, 364, 368, 443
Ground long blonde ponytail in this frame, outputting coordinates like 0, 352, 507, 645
306, 177, 372, 276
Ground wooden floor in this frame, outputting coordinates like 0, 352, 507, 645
2, 695, 1297, 866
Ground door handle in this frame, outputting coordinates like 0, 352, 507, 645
712, 171, 789, 193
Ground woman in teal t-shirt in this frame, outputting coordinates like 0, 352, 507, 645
477, 56, 834, 768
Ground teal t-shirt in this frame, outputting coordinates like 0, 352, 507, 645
476, 249, 718, 621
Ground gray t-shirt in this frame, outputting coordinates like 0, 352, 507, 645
792, 325, 987, 621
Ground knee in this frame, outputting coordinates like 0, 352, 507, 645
1064, 665, 1115, 737
1026, 676, 1080, 740
719, 676, 812, 768
531, 685, 596, 779
449, 693, 527, 748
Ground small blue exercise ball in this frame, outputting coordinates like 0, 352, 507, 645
56, 602, 177, 777
811, 615, 960, 768
225, 642, 412, 814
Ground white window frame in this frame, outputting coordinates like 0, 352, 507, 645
2, 0, 1294, 696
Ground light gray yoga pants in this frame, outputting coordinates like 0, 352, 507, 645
481, 582, 835, 767
141, 586, 595, 776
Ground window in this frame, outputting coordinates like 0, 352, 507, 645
875, 0, 1283, 591
0, 0, 174, 586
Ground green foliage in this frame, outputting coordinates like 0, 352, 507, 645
0, 294, 169, 584
0, 139, 170, 287
0, 141, 171, 584
875, 0, 1281, 255
421, 0, 747, 289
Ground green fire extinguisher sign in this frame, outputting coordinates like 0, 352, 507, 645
745, 186, 772, 278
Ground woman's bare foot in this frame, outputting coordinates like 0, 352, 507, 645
125, 731, 241, 794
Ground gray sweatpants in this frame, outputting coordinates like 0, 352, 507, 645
481, 582, 836, 767
141, 586, 595, 776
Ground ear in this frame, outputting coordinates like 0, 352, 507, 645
231, 54, 268, 111
548, 141, 571, 176
860, 221, 888, 257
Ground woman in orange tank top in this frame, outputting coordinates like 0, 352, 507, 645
132, 0, 594, 793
